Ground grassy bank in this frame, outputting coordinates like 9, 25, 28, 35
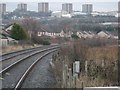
52, 39, 118, 87
1, 44, 41, 54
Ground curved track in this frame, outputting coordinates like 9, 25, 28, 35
0, 45, 58, 61
15, 49, 57, 89
1, 45, 58, 69
1, 46, 59, 89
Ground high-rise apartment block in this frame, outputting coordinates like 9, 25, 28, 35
17, 3, 27, 11
0, 3, 6, 14
38, 2, 49, 12
82, 4, 93, 14
62, 3, 73, 13
118, 1, 120, 13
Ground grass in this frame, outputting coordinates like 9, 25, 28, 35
86, 45, 118, 61
1, 44, 41, 54
52, 39, 118, 87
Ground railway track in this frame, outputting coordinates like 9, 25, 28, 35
1, 46, 59, 89
1, 46, 59, 74
0, 45, 58, 61
0, 46, 42, 61
1, 45, 59, 69
15, 49, 57, 89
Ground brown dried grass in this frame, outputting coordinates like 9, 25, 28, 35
2, 44, 40, 54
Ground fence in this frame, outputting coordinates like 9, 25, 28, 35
62, 61, 84, 88
62, 59, 118, 88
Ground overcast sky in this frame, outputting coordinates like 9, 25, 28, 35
0, 0, 119, 2
0, 0, 119, 12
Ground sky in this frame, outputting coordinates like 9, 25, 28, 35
0, 0, 119, 2
0, 0, 119, 12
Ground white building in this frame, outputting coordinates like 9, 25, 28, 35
72, 11, 87, 16
96, 31, 110, 38
52, 11, 72, 18
37, 30, 73, 38
0, 34, 8, 47
76, 31, 95, 39
38, 31, 60, 38
52, 11, 62, 18
5, 24, 13, 31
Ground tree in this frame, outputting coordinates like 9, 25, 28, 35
21, 18, 42, 39
71, 34, 79, 39
11, 23, 27, 40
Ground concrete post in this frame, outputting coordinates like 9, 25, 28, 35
62, 60, 66, 88
72, 75, 75, 88
85, 61, 88, 76
68, 68, 72, 88
74, 74, 78, 88
65, 64, 68, 88
81, 81, 84, 90
102, 59, 105, 67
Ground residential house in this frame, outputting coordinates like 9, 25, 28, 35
0, 33, 8, 47
59, 30, 73, 38
0, 29, 18, 47
5, 24, 13, 32
77, 31, 95, 39
37, 30, 73, 38
105, 31, 118, 39
96, 31, 110, 38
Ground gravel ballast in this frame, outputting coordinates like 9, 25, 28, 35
21, 53, 57, 88
2, 50, 56, 88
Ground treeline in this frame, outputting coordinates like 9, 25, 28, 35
40, 17, 117, 32
73, 24, 117, 32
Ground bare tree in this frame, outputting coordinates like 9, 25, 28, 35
21, 18, 41, 39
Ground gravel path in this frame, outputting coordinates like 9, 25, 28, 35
21, 53, 57, 88
2, 50, 56, 88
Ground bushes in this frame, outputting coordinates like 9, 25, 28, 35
32, 36, 51, 45
71, 34, 79, 39
55, 39, 118, 86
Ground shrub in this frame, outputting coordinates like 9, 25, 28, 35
32, 36, 51, 45
71, 34, 79, 39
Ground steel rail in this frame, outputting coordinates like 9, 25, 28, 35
0, 44, 58, 61
14, 49, 57, 90
1, 46, 41, 57
0, 46, 59, 74
0, 47, 41, 62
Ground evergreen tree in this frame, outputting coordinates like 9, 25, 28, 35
71, 34, 79, 39
11, 23, 27, 40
